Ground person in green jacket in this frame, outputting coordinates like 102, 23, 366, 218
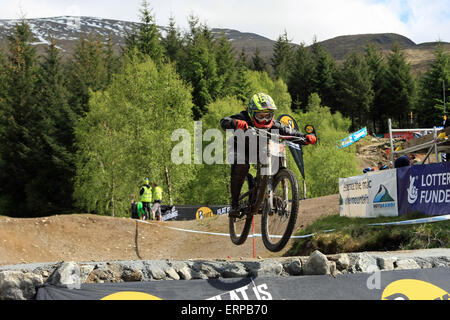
152, 182, 163, 221
139, 177, 153, 220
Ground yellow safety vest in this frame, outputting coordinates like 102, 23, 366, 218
153, 186, 163, 201
141, 185, 152, 203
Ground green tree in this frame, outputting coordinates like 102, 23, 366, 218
365, 43, 389, 133
104, 34, 121, 85
34, 36, 77, 213
66, 34, 108, 117
310, 40, 339, 112
214, 33, 237, 98
337, 52, 374, 131
271, 31, 295, 83
288, 43, 315, 111
74, 54, 195, 216
250, 47, 267, 72
294, 94, 360, 197
179, 16, 220, 119
0, 21, 43, 216
136, 1, 165, 65
234, 55, 252, 103
161, 15, 183, 63
383, 43, 416, 128
416, 45, 450, 127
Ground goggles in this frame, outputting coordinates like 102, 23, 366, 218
254, 112, 274, 122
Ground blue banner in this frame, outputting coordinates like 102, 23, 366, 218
337, 127, 367, 149
397, 162, 450, 216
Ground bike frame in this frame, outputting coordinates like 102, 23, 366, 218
245, 128, 304, 216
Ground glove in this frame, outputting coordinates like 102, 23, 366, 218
305, 134, 317, 145
234, 120, 248, 131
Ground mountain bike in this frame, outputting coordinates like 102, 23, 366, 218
229, 126, 314, 252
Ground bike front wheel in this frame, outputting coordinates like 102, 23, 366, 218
261, 169, 300, 252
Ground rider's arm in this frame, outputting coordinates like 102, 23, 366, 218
220, 112, 251, 131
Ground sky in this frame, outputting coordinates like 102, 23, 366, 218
1, 0, 449, 45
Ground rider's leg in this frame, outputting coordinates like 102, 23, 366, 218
230, 163, 250, 217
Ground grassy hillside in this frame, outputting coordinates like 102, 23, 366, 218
287, 213, 450, 256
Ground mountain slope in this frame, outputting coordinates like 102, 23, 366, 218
1, 16, 449, 74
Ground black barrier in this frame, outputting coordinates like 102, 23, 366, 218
172, 205, 231, 221
37, 268, 449, 300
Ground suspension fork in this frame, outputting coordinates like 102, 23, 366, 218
281, 156, 289, 202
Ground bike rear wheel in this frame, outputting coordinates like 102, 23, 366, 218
229, 175, 254, 245
261, 169, 299, 252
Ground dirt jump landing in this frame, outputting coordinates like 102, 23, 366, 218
0, 194, 339, 266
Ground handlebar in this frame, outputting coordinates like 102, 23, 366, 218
249, 127, 307, 144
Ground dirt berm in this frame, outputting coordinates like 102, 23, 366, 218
0, 194, 338, 266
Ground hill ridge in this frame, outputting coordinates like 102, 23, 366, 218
1, 16, 449, 74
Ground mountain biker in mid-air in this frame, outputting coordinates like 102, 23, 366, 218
220, 93, 317, 218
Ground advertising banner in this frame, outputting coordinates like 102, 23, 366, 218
337, 127, 367, 149
397, 162, 450, 216
161, 206, 179, 221
36, 268, 450, 301
340, 170, 399, 218
339, 174, 369, 217
367, 169, 398, 217
174, 205, 231, 220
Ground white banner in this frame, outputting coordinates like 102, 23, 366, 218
339, 170, 399, 218
339, 175, 370, 217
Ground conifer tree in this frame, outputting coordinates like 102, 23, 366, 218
337, 52, 374, 130
104, 34, 121, 85
416, 45, 450, 127
214, 33, 237, 97
137, 1, 165, 65
383, 43, 416, 128
250, 47, 267, 72
34, 36, 76, 212
310, 40, 338, 111
161, 15, 183, 63
234, 48, 252, 103
180, 15, 220, 119
66, 33, 108, 117
271, 31, 295, 83
288, 43, 315, 111
0, 21, 42, 216
365, 43, 389, 133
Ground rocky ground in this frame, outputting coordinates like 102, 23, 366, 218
1, 249, 449, 300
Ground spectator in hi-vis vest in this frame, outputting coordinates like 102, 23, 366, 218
152, 183, 163, 221
139, 178, 153, 220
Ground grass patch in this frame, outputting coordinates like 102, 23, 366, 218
286, 212, 450, 256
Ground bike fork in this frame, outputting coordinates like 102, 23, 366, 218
267, 178, 273, 210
